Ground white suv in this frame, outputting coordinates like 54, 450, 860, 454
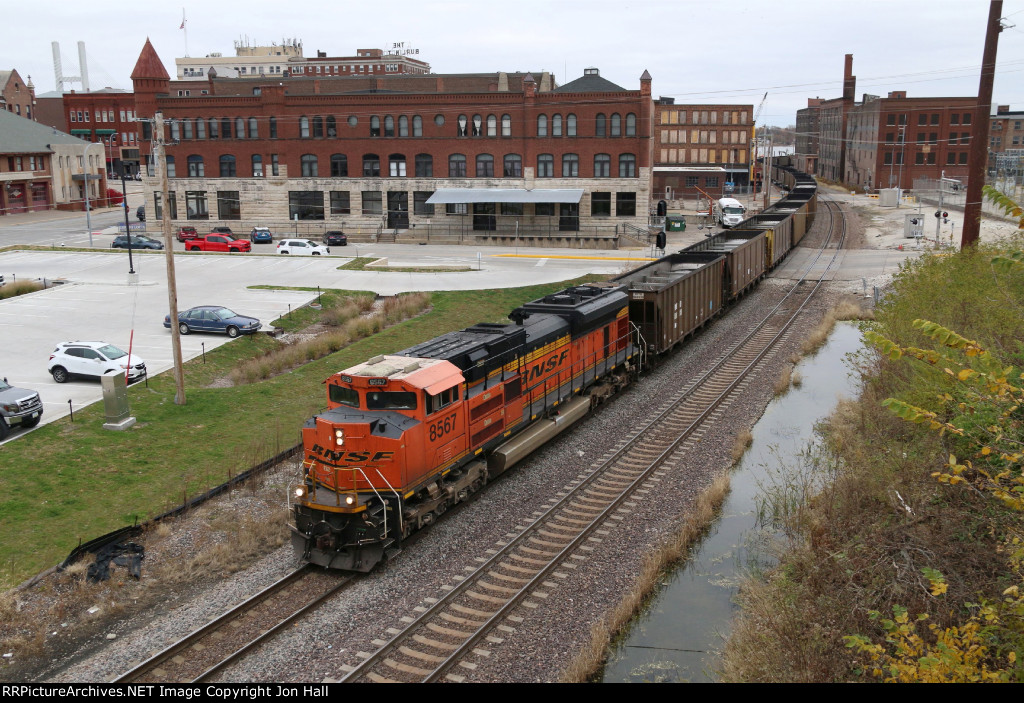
48, 342, 147, 384
276, 239, 330, 256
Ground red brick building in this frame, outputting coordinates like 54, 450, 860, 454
0, 69, 35, 120
131, 40, 653, 238
844, 91, 976, 191
59, 89, 143, 177
652, 97, 753, 203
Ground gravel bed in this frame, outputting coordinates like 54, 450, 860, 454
13, 205, 870, 684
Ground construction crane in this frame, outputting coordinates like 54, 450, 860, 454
750, 92, 768, 194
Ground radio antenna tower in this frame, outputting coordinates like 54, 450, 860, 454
52, 41, 90, 92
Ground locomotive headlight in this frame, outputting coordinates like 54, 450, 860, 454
294, 487, 305, 498
345, 494, 356, 506
334, 428, 345, 446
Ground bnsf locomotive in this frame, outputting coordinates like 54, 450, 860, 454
290, 282, 635, 571
290, 160, 817, 571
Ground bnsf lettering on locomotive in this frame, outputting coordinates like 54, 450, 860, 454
310, 447, 395, 463
527, 349, 569, 381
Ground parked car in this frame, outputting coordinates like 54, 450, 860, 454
176, 226, 199, 242
210, 226, 234, 235
277, 238, 330, 256
0, 377, 43, 440
322, 231, 348, 247
48, 341, 147, 384
111, 234, 164, 250
136, 205, 145, 221
250, 227, 274, 244
165, 306, 262, 338
185, 234, 252, 253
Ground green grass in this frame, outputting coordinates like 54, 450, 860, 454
248, 286, 375, 333
0, 276, 603, 587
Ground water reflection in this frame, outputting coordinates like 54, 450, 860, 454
601, 322, 866, 683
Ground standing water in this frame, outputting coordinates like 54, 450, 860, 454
600, 322, 866, 683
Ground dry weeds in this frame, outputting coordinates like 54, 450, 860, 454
801, 297, 873, 356
732, 429, 754, 464
560, 472, 731, 683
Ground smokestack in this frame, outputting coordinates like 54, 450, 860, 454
843, 53, 855, 103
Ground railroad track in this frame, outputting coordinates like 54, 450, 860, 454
336, 198, 848, 683
113, 564, 353, 683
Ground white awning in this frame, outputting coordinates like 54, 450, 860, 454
653, 166, 727, 173
426, 188, 584, 205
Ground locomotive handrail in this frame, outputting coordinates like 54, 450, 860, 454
371, 467, 403, 539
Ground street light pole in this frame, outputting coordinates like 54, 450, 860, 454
82, 141, 105, 248
120, 173, 135, 274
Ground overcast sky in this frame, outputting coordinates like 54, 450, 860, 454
8, 0, 1024, 126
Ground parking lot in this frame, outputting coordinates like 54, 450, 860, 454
0, 243, 631, 442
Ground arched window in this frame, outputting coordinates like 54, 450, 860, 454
594, 154, 611, 177
219, 155, 237, 177
415, 153, 433, 177
596, 113, 606, 137
313, 116, 324, 138
208, 118, 219, 139
182, 120, 193, 139
457, 115, 468, 137
487, 114, 497, 137
537, 154, 554, 178
561, 153, 579, 178
300, 116, 310, 138
196, 119, 206, 139
221, 118, 232, 138
389, 153, 407, 177
248, 117, 258, 139
252, 154, 263, 177
326, 116, 337, 137
537, 114, 548, 137
476, 154, 494, 177
552, 114, 562, 137
610, 113, 621, 137
301, 154, 318, 177
449, 153, 467, 177
625, 113, 637, 136
412, 115, 423, 137
187, 154, 205, 177
398, 116, 408, 137
235, 118, 245, 138
384, 116, 394, 137
370, 116, 380, 137
618, 153, 636, 178
502, 114, 511, 137
503, 154, 522, 177
472, 114, 482, 137
363, 153, 380, 177
330, 154, 348, 177
567, 114, 577, 136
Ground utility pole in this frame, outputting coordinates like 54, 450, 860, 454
963, 0, 1003, 248
154, 112, 186, 405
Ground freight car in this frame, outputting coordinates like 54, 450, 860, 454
291, 167, 818, 571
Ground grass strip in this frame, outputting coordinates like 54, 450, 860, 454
0, 276, 602, 587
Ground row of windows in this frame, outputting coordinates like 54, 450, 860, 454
660, 109, 749, 126
883, 132, 971, 145
153, 189, 638, 221
166, 152, 640, 179
69, 109, 136, 124
886, 112, 973, 127
163, 111, 640, 141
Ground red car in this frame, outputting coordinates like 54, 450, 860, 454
176, 226, 199, 242
186, 234, 252, 252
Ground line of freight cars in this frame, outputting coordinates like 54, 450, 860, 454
289, 165, 817, 571
614, 161, 817, 355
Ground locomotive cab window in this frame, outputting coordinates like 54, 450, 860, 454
427, 386, 460, 415
329, 384, 360, 407
367, 391, 417, 410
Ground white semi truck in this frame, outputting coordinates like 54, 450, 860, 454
715, 197, 746, 228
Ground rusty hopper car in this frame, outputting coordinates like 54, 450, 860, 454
740, 213, 793, 269
291, 282, 635, 571
612, 251, 727, 355
684, 230, 768, 300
